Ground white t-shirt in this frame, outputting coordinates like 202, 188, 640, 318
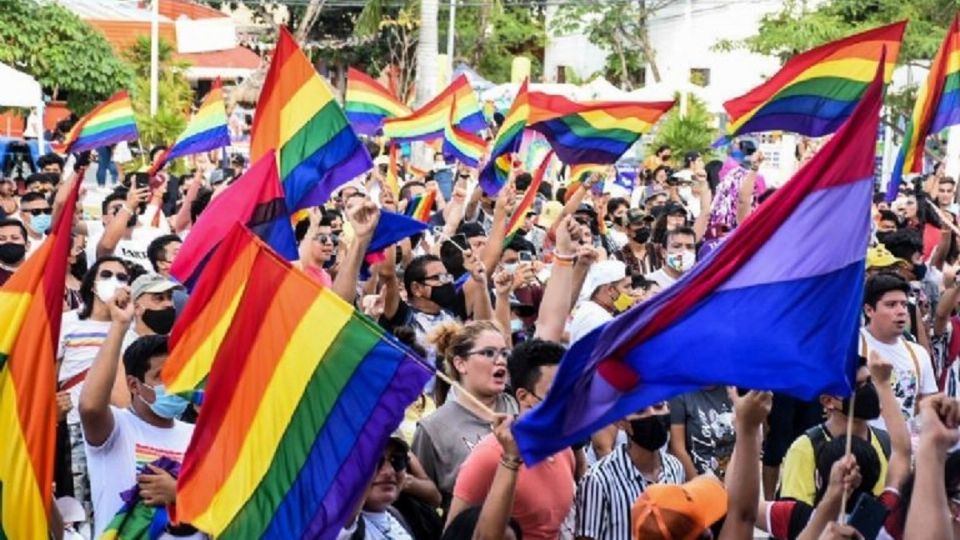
85, 407, 197, 539
58, 310, 112, 425
84, 218, 166, 270
645, 268, 678, 290
860, 328, 937, 430
568, 300, 613, 344
337, 511, 413, 540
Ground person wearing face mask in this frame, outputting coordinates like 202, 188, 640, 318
121, 273, 182, 353
19, 191, 52, 247
78, 292, 200, 539
568, 260, 630, 344
646, 227, 697, 290
614, 209, 656, 276
56, 257, 132, 523
575, 403, 686, 540
0, 219, 30, 285
778, 353, 910, 507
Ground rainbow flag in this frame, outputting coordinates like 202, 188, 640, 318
723, 21, 906, 138
168, 151, 298, 290
887, 15, 960, 200
149, 79, 231, 175
404, 190, 437, 223
174, 227, 431, 539
63, 90, 139, 153
385, 143, 400, 197
505, 150, 554, 244
251, 27, 372, 211
100, 457, 180, 540
164, 224, 261, 397
442, 97, 487, 167
0, 177, 80, 538
480, 80, 530, 195
345, 67, 411, 136
529, 94, 675, 165
383, 74, 487, 142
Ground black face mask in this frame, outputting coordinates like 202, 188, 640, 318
913, 263, 927, 280
428, 282, 458, 309
632, 228, 651, 244
141, 306, 176, 335
875, 231, 893, 244
0, 242, 26, 265
841, 381, 881, 420
629, 414, 671, 451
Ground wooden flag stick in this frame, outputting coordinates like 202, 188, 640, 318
838, 373, 858, 523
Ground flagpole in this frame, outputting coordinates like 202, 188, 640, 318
838, 375, 857, 522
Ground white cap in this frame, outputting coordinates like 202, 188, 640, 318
671, 169, 694, 183
580, 260, 627, 300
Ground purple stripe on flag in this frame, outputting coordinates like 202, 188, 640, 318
931, 88, 960, 133
718, 178, 872, 292
734, 113, 847, 138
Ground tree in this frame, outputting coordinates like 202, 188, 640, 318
445, 2, 546, 82
650, 93, 716, 161
0, 0, 132, 113
552, 0, 675, 89
123, 37, 194, 151
715, 0, 959, 156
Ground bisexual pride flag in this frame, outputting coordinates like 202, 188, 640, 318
514, 52, 889, 465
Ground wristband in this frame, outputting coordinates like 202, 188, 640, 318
500, 453, 523, 470
553, 252, 576, 262
554, 258, 574, 267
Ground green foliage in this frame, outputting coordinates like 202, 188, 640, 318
552, 0, 671, 89
122, 37, 194, 149
715, 0, 958, 65
650, 94, 717, 161
444, 2, 546, 82
0, 0, 132, 113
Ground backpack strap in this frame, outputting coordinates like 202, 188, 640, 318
870, 426, 892, 459
902, 340, 923, 415
804, 424, 829, 460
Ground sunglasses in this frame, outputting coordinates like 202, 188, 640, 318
25, 207, 52, 216
378, 452, 410, 472
98, 269, 129, 282
312, 233, 339, 245
467, 346, 512, 360
420, 273, 453, 285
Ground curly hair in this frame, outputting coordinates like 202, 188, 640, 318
428, 320, 503, 405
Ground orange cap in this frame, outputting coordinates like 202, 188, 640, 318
631, 475, 727, 540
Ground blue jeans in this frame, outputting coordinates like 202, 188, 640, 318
96, 146, 118, 186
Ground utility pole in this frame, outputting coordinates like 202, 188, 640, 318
447, 0, 456, 82
150, 0, 159, 116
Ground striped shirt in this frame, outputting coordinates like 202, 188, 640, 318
574, 444, 685, 540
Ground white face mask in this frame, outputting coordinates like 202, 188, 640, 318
94, 278, 122, 303
678, 186, 693, 201
666, 250, 696, 273
502, 262, 518, 274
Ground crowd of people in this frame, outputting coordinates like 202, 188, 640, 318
3, 133, 960, 540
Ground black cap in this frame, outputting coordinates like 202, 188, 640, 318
626, 208, 654, 224
662, 202, 687, 217
575, 203, 597, 218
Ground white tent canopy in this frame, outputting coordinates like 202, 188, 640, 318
0, 62, 41, 108
0, 62, 45, 154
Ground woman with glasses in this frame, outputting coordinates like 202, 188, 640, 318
55, 256, 132, 523
412, 320, 519, 512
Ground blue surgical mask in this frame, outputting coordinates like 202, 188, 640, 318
510, 319, 523, 333
31, 213, 52, 234
140, 383, 189, 420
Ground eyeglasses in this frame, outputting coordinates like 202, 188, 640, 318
25, 207, 52, 216
312, 233, 339, 245
466, 346, 512, 360
98, 269, 129, 282
420, 273, 453, 284
377, 452, 410, 472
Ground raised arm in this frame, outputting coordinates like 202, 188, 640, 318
78, 288, 134, 447
905, 395, 960, 540
719, 391, 772, 540
869, 351, 911, 488
535, 216, 580, 342
470, 415, 521, 540
935, 263, 960, 336
462, 248, 492, 321
481, 181, 515, 276
173, 171, 204, 233
376, 243, 401, 320
796, 455, 860, 540
98, 185, 148, 258
692, 177, 713, 241
332, 200, 379, 304
492, 269, 515, 344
